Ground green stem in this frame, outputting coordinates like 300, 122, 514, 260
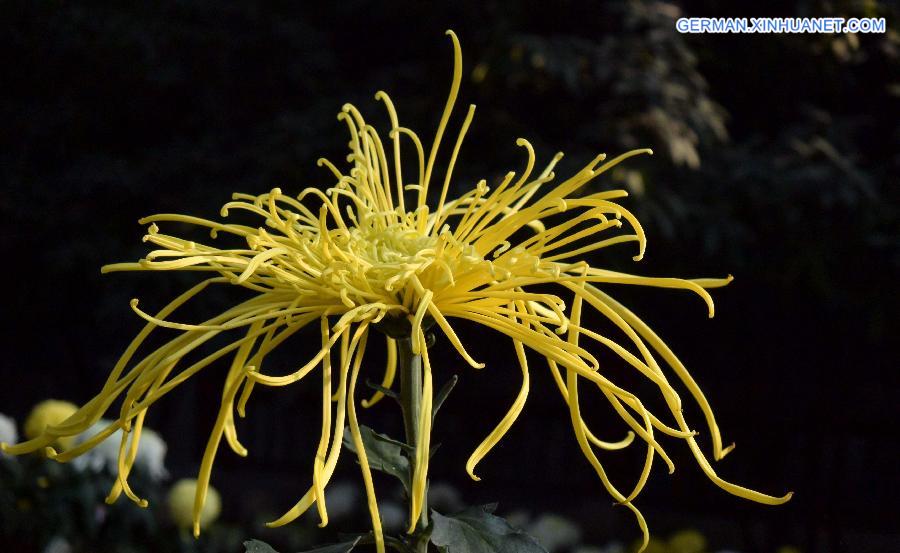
397, 336, 430, 546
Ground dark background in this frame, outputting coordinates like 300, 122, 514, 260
1, 1, 898, 552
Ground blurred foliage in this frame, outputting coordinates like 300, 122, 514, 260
501, 2, 729, 169
0, 453, 241, 553
0, 446, 358, 553
471, 2, 899, 326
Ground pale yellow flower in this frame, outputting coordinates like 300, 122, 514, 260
668, 529, 706, 553
1, 31, 790, 552
631, 537, 670, 553
24, 400, 79, 452
168, 478, 221, 530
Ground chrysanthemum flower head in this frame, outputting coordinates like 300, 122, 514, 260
1, 31, 790, 552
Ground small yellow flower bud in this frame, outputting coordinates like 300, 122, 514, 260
632, 537, 670, 553
669, 529, 706, 553
167, 478, 221, 531
24, 400, 78, 451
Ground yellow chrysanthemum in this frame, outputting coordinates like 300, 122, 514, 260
1, 31, 790, 552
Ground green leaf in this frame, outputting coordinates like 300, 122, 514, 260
244, 540, 280, 553
432, 375, 458, 422
342, 425, 410, 491
430, 505, 548, 553
364, 378, 400, 402
368, 429, 415, 455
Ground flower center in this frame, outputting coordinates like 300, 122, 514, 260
352, 227, 438, 268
